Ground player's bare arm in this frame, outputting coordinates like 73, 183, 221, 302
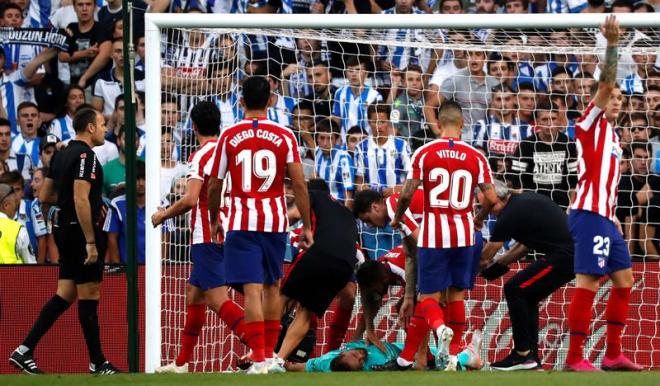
288, 162, 314, 249
399, 235, 418, 327
358, 288, 386, 353
73, 179, 97, 265
152, 179, 203, 227
475, 183, 497, 230
592, 15, 620, 110
207, 177, 223, 243
391, 178, 421, 228
39, 177, 57, 205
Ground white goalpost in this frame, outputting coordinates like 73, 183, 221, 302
144, 13, 660, 373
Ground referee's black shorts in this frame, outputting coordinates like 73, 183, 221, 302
282, 251, 354, 316
55, 223, 107, 284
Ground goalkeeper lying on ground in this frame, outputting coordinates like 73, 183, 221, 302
284, 337, 483, 372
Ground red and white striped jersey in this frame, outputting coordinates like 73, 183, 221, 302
385, 189, 424, 238
187, 139, 217, 244
377, 245, 406, 286
571, 101, 622, 221
409, 138, 493, 248
205, 118, 301, 233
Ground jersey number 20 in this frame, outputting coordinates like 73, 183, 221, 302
236, 149, 276, 192
428, 168, 473, 210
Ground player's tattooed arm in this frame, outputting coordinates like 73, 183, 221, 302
402, 238, 417, 300
594, 15, 620, 109
392, 179, 420, 227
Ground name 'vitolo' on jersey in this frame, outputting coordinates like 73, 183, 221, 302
410, 138, 493, 248
571, 101, 622, 221
206, 118, 300, 233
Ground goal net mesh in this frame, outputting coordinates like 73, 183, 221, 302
155, 25, 660, 371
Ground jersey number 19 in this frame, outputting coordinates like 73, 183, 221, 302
236, 149, 277, 192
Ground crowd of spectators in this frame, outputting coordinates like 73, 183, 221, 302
0, 0, 658, 266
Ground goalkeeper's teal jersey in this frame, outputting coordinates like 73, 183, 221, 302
305, 341, 402, 372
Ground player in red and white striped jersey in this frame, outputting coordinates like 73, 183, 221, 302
150, 101, 248, 374
206, 76, 313, 374
565, 15, 642, 372
389, 100, 497, 370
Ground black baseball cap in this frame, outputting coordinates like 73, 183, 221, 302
39, 134, 60, 152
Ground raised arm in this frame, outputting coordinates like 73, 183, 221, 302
592, 15, 620, 110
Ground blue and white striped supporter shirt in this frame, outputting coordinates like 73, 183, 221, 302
16, 199, 44, 255
314, 145, 354, 202
332, 85, 383, 141
355, 136, 411, 192
546, 0, 587, 13
1, 71, 35, 136
49, 115, 75, 143
11, 135, 41, 168
534, 58, 579, 93
620, 73, 644, 95
472, 115, 533, 155
231, 1, 269, 58
2, 44, 43, 74
267, 94, 296, 126
211, 92, 242, 130
378, 7, 431, 71
27, 0, 53, 28
6, 152, 33, 181
206, 0, 232, 13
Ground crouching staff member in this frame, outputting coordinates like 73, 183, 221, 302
270, 179, 359, 373
480, 182, 575, 371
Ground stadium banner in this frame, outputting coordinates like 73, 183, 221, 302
1, 262, 657, 373
0, 27, 69, 50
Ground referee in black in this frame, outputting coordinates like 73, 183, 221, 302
9, 108, 119, 375
480, 181, 575, 371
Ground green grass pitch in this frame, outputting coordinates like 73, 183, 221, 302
1, 371, 658, 386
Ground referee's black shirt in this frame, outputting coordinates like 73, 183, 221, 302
49, 140, 105, 225
489, 192, 574, 259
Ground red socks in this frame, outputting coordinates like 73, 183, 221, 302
244, 321, 265, 363
446, 300, 466, 355
325, 306, 352, 352
399, 303, 430, 362
567, 288, 596, 365
264, 320, 281, 358
605, 287, 631, 359
218, 301, 246, 343
176, 304, 206, 366
419, 298, 445, 331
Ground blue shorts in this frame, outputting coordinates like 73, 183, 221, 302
223, 231, 287, 285
466, 231, 484, 290
189, 243, 225, 291
418, 242, 479, 294
569, 210, 631, 276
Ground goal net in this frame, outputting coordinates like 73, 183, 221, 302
144, 13, 660, 373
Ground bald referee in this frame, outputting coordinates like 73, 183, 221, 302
479, 182, 575, 371
9, 108, 119, 375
